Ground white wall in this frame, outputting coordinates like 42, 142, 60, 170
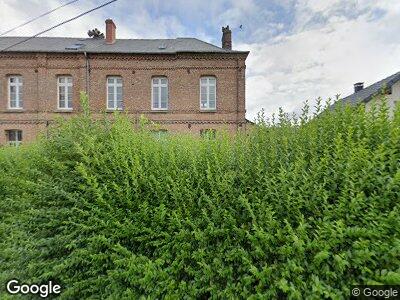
365, 81, 400, 116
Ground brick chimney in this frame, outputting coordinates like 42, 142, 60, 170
222, 25, 232, 50
105, 19, 116, 44
354, 82, 364, 93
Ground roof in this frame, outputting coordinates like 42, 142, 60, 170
334, 71, 400, 108
0, 36, 249, 55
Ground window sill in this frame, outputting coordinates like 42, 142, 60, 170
105, 109, 124, 113
200, 109, 217, 113
151, 109, 169, 113
5, 109, 25, 113
55, 109, 73, 113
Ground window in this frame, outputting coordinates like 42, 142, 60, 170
107, 77, 123, 110
58, 76, 73, 109
200, 77, 216, 110
6, 130, 22, 146
200, 128, 216, 139
8, 76, 23, 109
152, 77, 168, 110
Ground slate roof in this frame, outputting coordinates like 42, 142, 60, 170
334, 71, 400, 108
0, 36, 248, 55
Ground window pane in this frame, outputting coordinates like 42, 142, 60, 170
153, 78, 159, 85
209, 100, 216, 109
116, 78, 122, 84
8, 131, 16, 141
59, 100, 65, 108
201, 86, 207, 100
209, 85, 216, 94
67, 86, 73, 97
108, 93, 114, 101
153, 87, 159, 108
160, 78, 167, 85
9, 77, 15, 83
67, 77, 73, 84
161, 86, 167, 109
116, 86, 122, 95
108, 100, 114, 108
10, 92, 16, 101
209, 92, 215, 101
200, 78, 207, 85
117, 100, 123, 109
107, 77, 114, 84
161, 86, 167, 101
59, 77, 65, 84
10, 86, 16, 94
201, 101, 207, 109
209, 77, 216, 85
17, 131, 22, 141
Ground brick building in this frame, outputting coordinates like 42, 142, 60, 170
0, 19, 249, 145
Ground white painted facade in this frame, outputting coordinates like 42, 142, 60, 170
365, 81, 400, 116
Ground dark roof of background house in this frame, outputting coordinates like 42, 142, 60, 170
333, 71, 400, 108
0, 36, 249, 55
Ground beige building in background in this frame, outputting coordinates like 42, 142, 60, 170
0, 20, 249, 145
335, 72, 400, 115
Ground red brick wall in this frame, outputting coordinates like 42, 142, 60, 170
0, 52, 247, 145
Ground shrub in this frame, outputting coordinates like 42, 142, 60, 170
0, 96, 399, 299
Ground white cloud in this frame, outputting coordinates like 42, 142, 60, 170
238, 1, 400, 119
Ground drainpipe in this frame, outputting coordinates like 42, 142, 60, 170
84, 52, 90, 98
236, 58, 240, 131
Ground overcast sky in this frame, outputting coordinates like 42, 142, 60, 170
1, 0, 400, 120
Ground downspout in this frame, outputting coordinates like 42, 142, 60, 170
236, 58, 240, 131
84, 52, 90, 99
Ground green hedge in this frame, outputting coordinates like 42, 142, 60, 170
1, 97, 399, 299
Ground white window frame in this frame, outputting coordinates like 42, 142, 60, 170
151, 77, 169, 110
200, 76, 216, 110
6, 130, 22, 147
57, 76, 73, 110
8, 76, 23, 109
107, 76, 123, 110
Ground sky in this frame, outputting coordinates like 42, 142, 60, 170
1, 0, 400, 120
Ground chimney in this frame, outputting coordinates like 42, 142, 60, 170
222, 25, 232, 50
105, 19, 116, 44
354, 82, 364, 93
